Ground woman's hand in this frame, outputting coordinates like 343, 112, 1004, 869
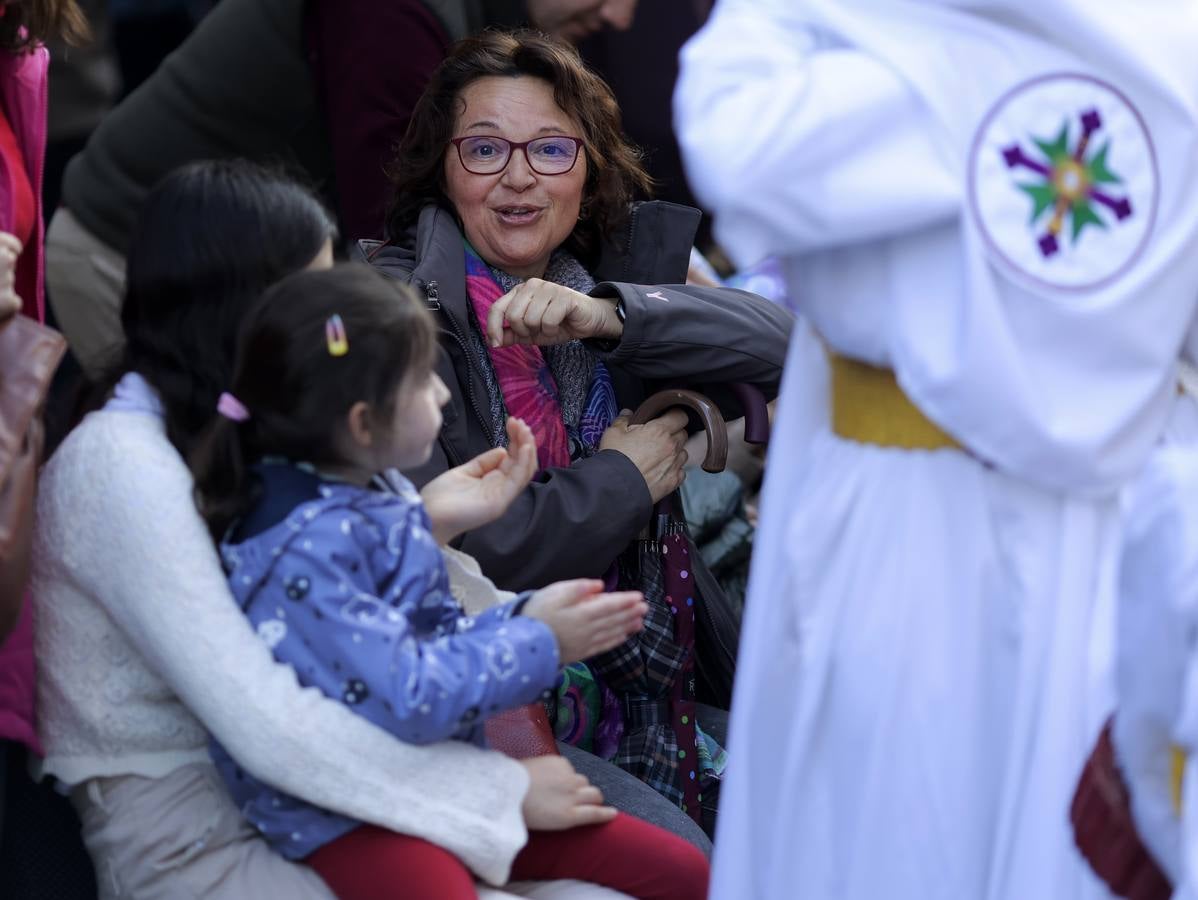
486, 279, 622, 348
522, 578, 647, 664
599, 408, 690, 503
519, 755, 617, 831
0, 232, 22, 322
421, 417, 538, 544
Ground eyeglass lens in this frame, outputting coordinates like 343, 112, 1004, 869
457, 136, 580, 175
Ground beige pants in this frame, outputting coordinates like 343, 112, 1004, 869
71, 762, 332, 900
70, 762, 628, 900
45, 208, 127, 379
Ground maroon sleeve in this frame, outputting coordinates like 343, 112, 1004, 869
307, 0, 451, 243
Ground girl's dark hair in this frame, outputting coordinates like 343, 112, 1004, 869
190, 263, 437, 540
0, 0, 89, 51
115, 159, 336, 459
385, 29, 652, 266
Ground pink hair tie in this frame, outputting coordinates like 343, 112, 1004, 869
217, 392, 251, 422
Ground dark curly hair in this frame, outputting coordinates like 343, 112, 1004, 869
385, 29, 652, 266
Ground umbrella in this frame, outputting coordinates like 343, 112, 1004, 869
589, 389, 734, 824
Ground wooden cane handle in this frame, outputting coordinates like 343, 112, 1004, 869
630, 389, 729, 473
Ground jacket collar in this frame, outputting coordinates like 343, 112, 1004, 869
410, 205, 471, 327
105, 371, 165, 418
592, 200, 701, 285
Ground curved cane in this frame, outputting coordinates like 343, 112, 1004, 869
630, 389, 729, 474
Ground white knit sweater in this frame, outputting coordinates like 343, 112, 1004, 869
32, 409, 530, 886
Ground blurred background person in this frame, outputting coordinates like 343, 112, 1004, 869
42, 0, 116, 219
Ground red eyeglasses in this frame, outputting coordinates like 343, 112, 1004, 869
449, 135, 585, 176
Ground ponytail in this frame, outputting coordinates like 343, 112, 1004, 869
190, 412, 256, 543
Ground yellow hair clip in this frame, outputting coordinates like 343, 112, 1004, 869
325, 314, 349, 357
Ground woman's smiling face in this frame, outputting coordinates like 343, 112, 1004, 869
443, 76, 588, 280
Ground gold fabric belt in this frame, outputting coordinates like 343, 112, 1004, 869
1173, 746, 1185, 815
828, 352, 961, 451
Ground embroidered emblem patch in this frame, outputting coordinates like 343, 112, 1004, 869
969, 73, 1158, 291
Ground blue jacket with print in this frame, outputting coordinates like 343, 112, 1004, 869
211, 463, 559, 859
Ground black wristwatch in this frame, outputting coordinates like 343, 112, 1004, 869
590, 297, 624, 352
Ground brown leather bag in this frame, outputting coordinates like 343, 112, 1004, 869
0, 314, 66, 639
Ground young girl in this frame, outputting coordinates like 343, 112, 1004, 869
191, 263, 710, 900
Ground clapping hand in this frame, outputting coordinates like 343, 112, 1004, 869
486, 279, 622, 348
522, 578, 647, 664
421, 416, 539, 544
0, 232, 22, 322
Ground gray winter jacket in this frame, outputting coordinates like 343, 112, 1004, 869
363, 202, 794, 591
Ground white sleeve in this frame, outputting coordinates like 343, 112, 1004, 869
1114, 448, 1193, 882
673, 0, 959, 266
1115, 446, 1198, 886
69, 419, 528, 885
1165, 449, 1198, 898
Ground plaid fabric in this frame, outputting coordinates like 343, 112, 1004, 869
612, 723, 685, 809
591, 541, 687, 693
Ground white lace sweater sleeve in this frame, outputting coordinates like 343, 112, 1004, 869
673, 0, 958, 266
33, 412, 528, 885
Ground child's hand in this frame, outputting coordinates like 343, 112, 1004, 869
519, 755, 617, 831
522, 579, 647, 664
421, 417, 537, 544
0, 232, 22, 322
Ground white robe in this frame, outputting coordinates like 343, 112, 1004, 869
675, 2, 1198, 898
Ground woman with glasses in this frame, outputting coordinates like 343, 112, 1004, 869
369, 29, 792, 840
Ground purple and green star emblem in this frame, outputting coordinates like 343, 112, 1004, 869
1001, 108, 1133, 258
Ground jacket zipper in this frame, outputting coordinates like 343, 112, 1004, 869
422, 279, 441, 311
619, 203, 641, 282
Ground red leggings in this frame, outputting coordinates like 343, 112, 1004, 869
305, 812, 709, 900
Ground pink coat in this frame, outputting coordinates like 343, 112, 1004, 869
0, 44, 49, 754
